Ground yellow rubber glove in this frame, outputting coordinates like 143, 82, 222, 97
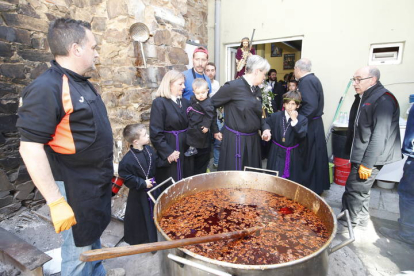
48, 197, 77, 233
358, 164, 372, 180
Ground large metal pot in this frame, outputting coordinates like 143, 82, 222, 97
148, 169, 354, 276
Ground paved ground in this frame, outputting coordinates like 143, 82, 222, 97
1, 159, 413, 275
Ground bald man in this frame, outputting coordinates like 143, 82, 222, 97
338, 66, 402, 233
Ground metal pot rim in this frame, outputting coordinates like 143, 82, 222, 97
154, 171, 338, 270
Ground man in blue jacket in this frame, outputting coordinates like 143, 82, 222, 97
339, 66, 402, 233
182, 46, 212, 100
379, 105, 414, 245
181, 47, 212, 174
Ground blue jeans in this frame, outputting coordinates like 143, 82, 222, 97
398, 157, 414, 243
213, 119, 223, 165
56, 181, 106, 276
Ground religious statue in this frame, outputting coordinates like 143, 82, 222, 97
235, 37, 256, 79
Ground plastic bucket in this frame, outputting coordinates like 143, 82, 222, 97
334, 157, 351, 186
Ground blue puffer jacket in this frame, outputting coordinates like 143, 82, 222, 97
403, 105, 414, 158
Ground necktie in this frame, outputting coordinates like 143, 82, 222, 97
176, 98, 181, 108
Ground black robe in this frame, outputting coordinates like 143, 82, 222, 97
150, 97, 193, 187
269, 80, 285, 112
297, 73, 330, 194
118, 145, 158, 245
212, 77, 270, 171
187, 96, 214, 148
266, 111, 307, 184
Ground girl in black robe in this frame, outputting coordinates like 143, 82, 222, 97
150, 70, 193, 189
266, 91, 308, 184
212, 55, 271, 171
119, 124, 160, 245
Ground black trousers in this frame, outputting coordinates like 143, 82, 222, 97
193, 146, 211, 175
341, 163, 383, 227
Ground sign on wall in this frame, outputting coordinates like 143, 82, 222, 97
283, 54, 295, 70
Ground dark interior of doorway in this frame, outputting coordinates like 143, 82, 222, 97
230, 39, 302, 82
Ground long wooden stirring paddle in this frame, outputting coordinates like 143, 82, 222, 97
80, 226, 262, 262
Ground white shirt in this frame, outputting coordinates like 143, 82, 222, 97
285, 110, 298, 127
171, 95, 180, 106
300, 72, 313, 79
243, 76, 255, 93
210, 80, 220, 97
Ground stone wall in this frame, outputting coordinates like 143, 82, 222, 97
0, 0, 208, 220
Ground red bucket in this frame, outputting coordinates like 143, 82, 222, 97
111, 176, 124, 195
334, 157, 351, 186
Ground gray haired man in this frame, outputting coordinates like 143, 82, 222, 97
294, 58, 330, 195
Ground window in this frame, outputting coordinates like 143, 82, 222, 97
369, 42, 404, 65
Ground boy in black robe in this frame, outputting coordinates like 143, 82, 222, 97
185, 79, 215, 157
119, 124, 160, 245
266, 91, 308, 184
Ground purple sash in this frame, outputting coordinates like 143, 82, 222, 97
271, 140, 299, 179
225, 125, 256, 170
312, 116, 321, 120
186, 106, 204, 115
163, 129, 187, 180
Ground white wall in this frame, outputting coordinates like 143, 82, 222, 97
208, 0, 414, 133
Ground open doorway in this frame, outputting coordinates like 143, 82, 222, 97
225, 37, 303, 83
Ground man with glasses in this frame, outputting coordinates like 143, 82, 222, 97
338, 66, 402, 233
294, 58, 330, 195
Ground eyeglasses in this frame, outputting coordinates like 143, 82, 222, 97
350, 77, 373, 84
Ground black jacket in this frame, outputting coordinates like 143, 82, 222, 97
267, 80, 285, 112
17, 61, 113, 246
186, 96, 214, 148
345, 82, 402, 168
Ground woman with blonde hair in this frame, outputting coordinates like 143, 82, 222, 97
150, 70, 192, 189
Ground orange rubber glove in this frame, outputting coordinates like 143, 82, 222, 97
48, 197, 77, 233
358, 164, 372, 180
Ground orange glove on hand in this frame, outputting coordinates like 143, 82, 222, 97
358, 164, 372, 180
48, 197, 77, 233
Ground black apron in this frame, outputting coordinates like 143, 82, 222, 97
52, 71, 113, 247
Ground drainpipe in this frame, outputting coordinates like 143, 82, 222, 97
214, 0, 221, 83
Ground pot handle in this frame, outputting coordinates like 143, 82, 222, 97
329, 209, 355, 254
168, 254, 233, 276
243, 166, 279, 176
147, 177, 175, 204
